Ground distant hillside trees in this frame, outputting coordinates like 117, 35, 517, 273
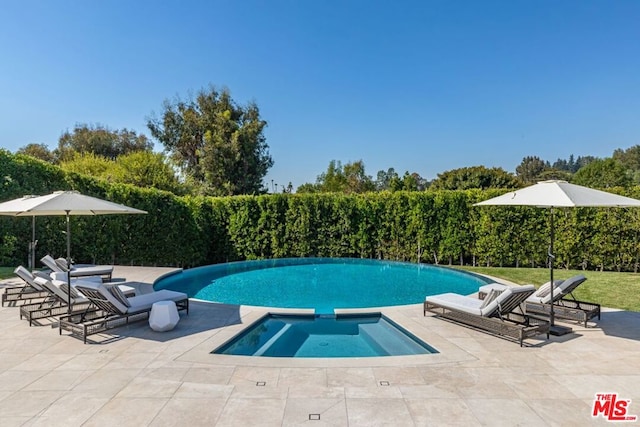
298, 160, 375, 193
17, 143, 55, 163
429, 166, 520, 190
57, 124, 152, 161
298, 161, 428, 193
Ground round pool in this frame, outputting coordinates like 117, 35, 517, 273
154, 258, 491, 311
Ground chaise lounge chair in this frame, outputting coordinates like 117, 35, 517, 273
424, 285, 550, 346
524, 275, 600, 327
59, 282, 189, 343
41, 255, 113, 282
1, 266, 51, 306
19, 277, 137, 326
479, 275, 599, 327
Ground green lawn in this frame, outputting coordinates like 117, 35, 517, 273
455, 266, 640, 312
0, 267, 14, 280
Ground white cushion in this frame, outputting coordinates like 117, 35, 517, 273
426, 293, 484, 316
126, 290, 188, 313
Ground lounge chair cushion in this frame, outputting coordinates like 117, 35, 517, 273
479, 283, 510, 295
480, 285, 535, 316
125, 290, 188, 314
50, 271, 103, 284
536, 281, 554, 298
106, 284, 131, 307
34, 277, 88, 304
55, 258, 70, 271
14, 266, 43, 290
480, 281, 564, 305
479, 288, 502, 309
425, 293, 485, 316
78, 282, 187, 315
41, 255, 114, 278
427, 285, 536, 317
556, 275, 587, 296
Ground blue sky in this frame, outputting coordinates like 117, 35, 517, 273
1, 1, 639, 190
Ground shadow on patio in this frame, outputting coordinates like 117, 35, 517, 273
60, 301, 244, 344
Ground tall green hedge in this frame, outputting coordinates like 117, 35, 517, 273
2, 149, 640, 272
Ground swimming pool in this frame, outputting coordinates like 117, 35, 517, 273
155, 258, 490, 311
213, 313, 438, 357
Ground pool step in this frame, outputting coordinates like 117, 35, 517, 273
359, 322, 428, 356
253, 324, 292, 356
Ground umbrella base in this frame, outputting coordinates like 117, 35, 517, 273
549, 324, 573, 336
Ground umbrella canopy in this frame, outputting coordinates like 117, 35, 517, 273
474, 180, 640, 208
474, 180, 640, 332
0, 190, 147, 312
0, 191, 148, 217
0, 195, 40, 269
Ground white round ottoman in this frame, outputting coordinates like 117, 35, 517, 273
149, 300, 179, 332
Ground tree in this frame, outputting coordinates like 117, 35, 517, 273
299, 160, 374, 193
59, 152, 117, 179
390, 171, 428, 191
16, 143, 55, 163
553, 154, 597, 173
375, 168, 399, 191
430, 166, 520, 190
379, 170, 428, 192
343, 160, 375, 193
60, 151, 184, 194
147, 86, 273, 196
57, 124, 152, 161
315, 160, 348, 192
613, 145, 640, 183
116, 151, 184, 194
515, 156, 548, 184
572, 158, 632, 188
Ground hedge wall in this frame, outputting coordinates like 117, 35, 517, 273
2, 149, 640, 271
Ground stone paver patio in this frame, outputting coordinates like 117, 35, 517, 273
1, 265, 639, 426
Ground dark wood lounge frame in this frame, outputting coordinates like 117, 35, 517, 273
2, 286, 50, 307
18, 280, 135, 326
525, 296, 601, 327
20, 299, 97, 326
424, 300, 550, 347
59, 286, 189, 343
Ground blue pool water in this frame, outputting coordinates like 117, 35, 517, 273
155, 258, 490, 311
213, 313, 438, 357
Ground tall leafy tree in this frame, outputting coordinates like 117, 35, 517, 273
57, 124, 152, 161
613, 145, 640, 183
515, 156, 548, 184
572, 158, 632, 188
343, 160, 375, 193
147, 86, 273, 196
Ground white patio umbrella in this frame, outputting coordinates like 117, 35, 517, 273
0, 195, 40, 269
0, 190, 147, 311
474, 180, 640, 333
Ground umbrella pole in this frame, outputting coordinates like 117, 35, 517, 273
548, 208, 555, 327
66, 211, 72, 314
548, 208, 572, 336
31, 216, 36, 270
